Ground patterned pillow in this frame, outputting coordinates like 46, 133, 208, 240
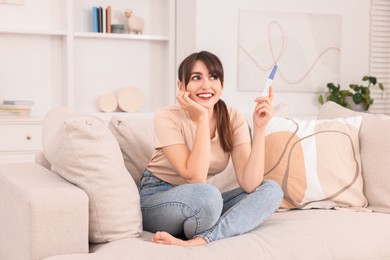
264, 116, 367, 210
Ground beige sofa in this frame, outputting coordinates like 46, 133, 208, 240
1, 101, 390, 260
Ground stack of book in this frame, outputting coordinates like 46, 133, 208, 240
92, 6, 112, 33
0, 100, 34, 118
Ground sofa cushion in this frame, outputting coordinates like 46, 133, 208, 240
318, 101, 390, 213
263, 116, 367, 210
44, 210, 390, 260
109, 114, 155, 188
42, 107, 142, 243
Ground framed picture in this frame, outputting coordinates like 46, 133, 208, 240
238, 9, 341, 92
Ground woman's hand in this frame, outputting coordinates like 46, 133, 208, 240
176, 89, 208, 122
232, 87, 274, 192
171, 86, 211, 183
253, 86, 274, 131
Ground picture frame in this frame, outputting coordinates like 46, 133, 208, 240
237, 9, 341, 92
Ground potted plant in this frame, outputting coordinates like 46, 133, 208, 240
318, 75, 385, 111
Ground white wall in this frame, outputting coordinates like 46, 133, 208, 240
177, 0, 371, 118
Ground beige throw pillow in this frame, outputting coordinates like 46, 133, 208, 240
318, 101, 390, 213
109, 114, 155, 188
264, 116, 367, 210
42, 107, 142, 243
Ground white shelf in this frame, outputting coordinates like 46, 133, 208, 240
74, 32, 170, 41
0, 28, 66, 36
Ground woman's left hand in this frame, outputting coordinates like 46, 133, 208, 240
253, 86, 274, 131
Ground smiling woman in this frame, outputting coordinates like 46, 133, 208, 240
138, 50, 283, 246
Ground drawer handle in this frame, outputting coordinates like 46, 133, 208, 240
26, 136, 32, 141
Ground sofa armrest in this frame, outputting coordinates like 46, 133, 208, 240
0, 163, 89, 260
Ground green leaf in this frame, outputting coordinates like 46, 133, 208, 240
329, 94, 341, 104
318, 95, 324, 105
349, 84, 360, 92
369, 76, 377, 85
353, 93, 363, 104
379, 83, 384, 91
361, 87, 369, 95
327, 83, 338, 92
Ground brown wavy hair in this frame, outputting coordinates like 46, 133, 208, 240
178, 51, 233, 152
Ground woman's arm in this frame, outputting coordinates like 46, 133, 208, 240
161, 89, 211, 183
232, 87, 274, 193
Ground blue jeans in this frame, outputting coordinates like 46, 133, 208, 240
139, 169, 283, 243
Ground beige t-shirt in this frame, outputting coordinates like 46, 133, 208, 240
147, 104, 251, 185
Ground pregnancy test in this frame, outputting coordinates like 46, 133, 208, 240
261, 65, 278, 97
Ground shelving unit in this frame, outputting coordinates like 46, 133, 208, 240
0, 0, 176, 162
0, 0, 176, 116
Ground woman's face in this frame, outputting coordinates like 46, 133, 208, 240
182, 60, 223, 109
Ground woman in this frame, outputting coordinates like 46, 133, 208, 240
140, 51, 283, 246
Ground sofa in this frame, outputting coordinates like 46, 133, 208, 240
1, 101, 390, 260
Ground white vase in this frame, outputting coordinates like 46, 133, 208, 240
345, 96, 367, 112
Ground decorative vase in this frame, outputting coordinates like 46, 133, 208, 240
344, 96, 366, 112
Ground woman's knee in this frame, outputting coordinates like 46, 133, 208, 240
259, 179, 284, 203
189, 183, 223, 217
181, 184, 223, 237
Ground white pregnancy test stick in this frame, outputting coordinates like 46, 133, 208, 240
261, 65, 278, 97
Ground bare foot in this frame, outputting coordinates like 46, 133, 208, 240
151, 231, 207, 247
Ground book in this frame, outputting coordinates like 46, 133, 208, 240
0, 104, 32, 110
2, 100, 34, 106
0, 111, 31, 119
0, 107, 30, 112
106, 6, 111, 33
92, 6, 99, 33
102, 6, 106, 33
98, 7, 103, 33
0, 107, 31, 118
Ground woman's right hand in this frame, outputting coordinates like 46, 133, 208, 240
170, 88, 211, 183
176, 90, 208, 122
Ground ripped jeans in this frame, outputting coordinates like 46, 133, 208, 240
139, 169, 283, 243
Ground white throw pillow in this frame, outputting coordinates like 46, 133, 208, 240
42, 107, 142, 243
